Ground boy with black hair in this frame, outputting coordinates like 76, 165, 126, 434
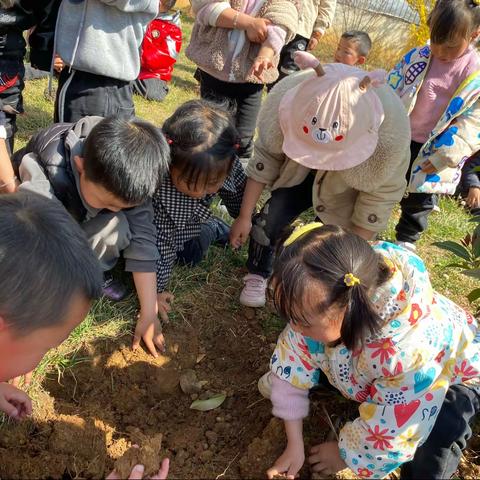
334, 30, 372, 66
15, 116, 170, 357
0, 192, 102, 416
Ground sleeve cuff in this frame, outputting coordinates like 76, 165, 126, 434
125, 259, 156, 272
271, 374, 310, 420
208, 2, 230, 26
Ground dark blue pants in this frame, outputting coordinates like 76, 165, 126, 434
247, 173, 315, 278
401, 384, 480, 479
396, 141, 437, 243
177, 217, 230, 266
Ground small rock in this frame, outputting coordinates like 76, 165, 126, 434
244, 307, 256, 320
200, 450, 214, 462
202, 442, 209, 450
190, 393, 199, 401
216, 416, 224, 423
205, 431, 218, 445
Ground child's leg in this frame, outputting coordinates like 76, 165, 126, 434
176, 216, 230, 266
247, 173, 315, 279
400, 384, 480, 479
55, 68, 135, 123
395, 141, 436, 244
198, 70, 263, 160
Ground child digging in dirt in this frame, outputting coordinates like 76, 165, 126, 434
152, 99, 246, 317
261, 223, 479, 479
14, 116, 170, 357
0, 192, 169, 480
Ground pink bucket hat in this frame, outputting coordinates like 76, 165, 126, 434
278, 51, 386, 171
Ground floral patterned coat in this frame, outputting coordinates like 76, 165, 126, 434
387, 45, 480, 195
270, 242, 480, 478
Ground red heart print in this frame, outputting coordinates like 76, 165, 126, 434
394, 400, 421, 428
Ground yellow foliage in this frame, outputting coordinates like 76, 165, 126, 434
406, 0, 437, 49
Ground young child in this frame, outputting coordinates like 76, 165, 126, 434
459, 151, 480, 215
334, 30, 371, 66
14, 116, 170, 357
230, 51, 411, 308
152, 99, 246, 313
388, 0, 480, 250
263, 222, 479, 480
0, 192, 169, 480
185, 0, 300, 160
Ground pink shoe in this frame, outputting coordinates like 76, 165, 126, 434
240, 274, 267, 308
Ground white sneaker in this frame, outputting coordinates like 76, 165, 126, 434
240, 274, 267, 308
396, 241, 417, 252
258, 372, 273, 399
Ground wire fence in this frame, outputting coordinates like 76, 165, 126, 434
338, 0, 420, 24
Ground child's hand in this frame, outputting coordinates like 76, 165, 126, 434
420, 160, 437, 174
245, 17, 271, 43
0, 382, 32, 420
467, 187, 480, 209
307, 36, 319, 51
107, 458, 170, 479
249, 55, 274, 82
133, 310, 166, 358
53, 54, 64, 73
229, 216, 252, 249
267, 443, 305, 479
11, 370, 34, 388
308, 441, 348, 476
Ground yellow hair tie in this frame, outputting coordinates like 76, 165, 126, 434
344, 273, 360, 287
283, 222, 323, 247
473, 0, 480, 6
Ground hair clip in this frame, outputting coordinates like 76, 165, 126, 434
472, 0, 480, 6
283, 222, 323, 247
234, 143, 240, 150
344, 273, 360, 288
166, 137, 173, 145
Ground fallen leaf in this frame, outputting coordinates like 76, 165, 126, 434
190, 394, 226, 411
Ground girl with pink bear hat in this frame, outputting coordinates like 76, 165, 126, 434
229, 51, 412, 308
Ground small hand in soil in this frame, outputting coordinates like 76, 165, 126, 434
0, 382, 32, 420
111, 432, 167, 479
133, 311, 165, 357
308, 441, 348, 477
107, 458, 170, 480
267, 442, 305, 479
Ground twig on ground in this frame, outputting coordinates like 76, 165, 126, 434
215, 452, 240, 480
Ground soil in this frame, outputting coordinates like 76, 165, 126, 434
0, 287, 478, 479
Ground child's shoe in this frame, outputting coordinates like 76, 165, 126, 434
240, 274, 267, 307
258, 372, 273, 399
102, 272, 128, 301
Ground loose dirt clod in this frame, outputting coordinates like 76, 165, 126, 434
114, 431, 163, 479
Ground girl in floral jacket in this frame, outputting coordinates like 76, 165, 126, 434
388, 0, 480, 249
264, 222, 479, 480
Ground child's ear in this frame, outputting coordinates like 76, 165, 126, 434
73, 155, 85, 174
357, 56, 366, 65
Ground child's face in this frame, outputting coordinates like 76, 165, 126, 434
289, 283, 345, 344
170, 167, 227, 199
0, 293, 91, 382
334, 38, 365, 66
74, 156, 139, 211
430, 35, 470, 62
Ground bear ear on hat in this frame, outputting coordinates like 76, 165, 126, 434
359, 69, 387, 91
293, 51, 325, 77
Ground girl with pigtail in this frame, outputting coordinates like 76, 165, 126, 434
261, 222, 480, 479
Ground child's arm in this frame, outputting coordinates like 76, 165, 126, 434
218, 157, 247, 218
307, 0, 336, 51
192, 0, 271, 44
0, 138, 16, 194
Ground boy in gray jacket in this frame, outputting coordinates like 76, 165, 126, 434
14, 116, 170, 357
54, 0, 158, 122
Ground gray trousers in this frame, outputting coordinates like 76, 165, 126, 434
82, 212, 131, 271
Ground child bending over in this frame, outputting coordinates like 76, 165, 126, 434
153, 100, 246, 317
334, 30, 371, 66
15, 117, 170, 357
388, 0, 480, 250
262, 223, 479, 479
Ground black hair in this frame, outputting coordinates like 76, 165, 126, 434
428, 0, 480, 44
270, 224, 391, 351
0, 192, 102, 336
163, 99, 239, 190
82, 117, 170, 204
341, 30, 372, 57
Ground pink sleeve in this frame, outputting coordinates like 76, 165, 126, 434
271, 373, 310, 421
264, 25, 287, 56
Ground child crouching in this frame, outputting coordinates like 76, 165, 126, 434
153, 99, 246, 319
264, 223, 479, 479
